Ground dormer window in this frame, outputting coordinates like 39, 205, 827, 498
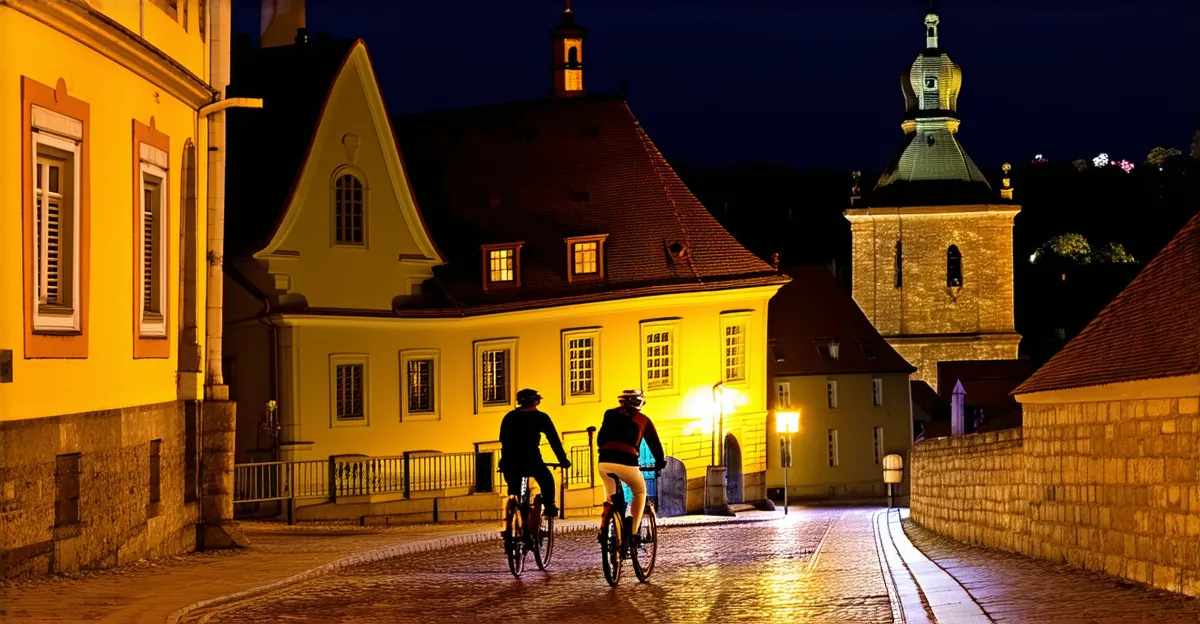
482, 243, 523, 290
816, 341, 840, 361
565, 234, 607, 282
924, 76, 938, 90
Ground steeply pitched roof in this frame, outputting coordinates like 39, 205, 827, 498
768, 266, 915, 377
937, 359, 1035, 404
1015, 211, 1200, 394
224, 37, 359, 258
392, 95, 786, 310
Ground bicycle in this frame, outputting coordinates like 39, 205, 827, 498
598, 465, 659, 586
502, 463, 561, 578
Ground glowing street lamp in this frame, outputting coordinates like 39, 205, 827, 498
712, 382, 725, 466
883, 454, 904, 508
776, 411, 799, 515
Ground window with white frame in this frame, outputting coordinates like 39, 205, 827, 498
827, 429, 839, 467
401, 349, 440, 421
333, 172, 364, 245
573, 241, 598, 274
826, 380, 838, 408
640, 319, 679, 393
31, 107, 83, 333
330, 355, 369, 425
872, 378, 884, 407
475, 338, 518, 412
565, 234, 607, 281
482, 243, 523, 289
721, 312, 749, 384
562, 328, 600, 403
138, 149, 168, 337
873, 427, 884, 465
776, 382, 791, 409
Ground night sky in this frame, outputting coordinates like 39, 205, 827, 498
232, 0, 1200, 172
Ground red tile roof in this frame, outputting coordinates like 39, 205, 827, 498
768, 266, 915, 377
392, 95, 787, 311
1015, 211, 1200, 394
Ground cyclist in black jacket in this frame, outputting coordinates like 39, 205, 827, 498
499, 389, 571, 516
597, 389, 666, 540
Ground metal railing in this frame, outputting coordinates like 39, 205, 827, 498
234, 459, 328, 503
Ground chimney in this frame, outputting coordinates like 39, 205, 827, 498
261, 0, 306, 48
950, 380, 966, 436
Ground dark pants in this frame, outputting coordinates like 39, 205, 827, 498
502, 463, 556, 508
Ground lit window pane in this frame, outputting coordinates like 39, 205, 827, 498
573, 241, 598, 275
489, 249, 514, 282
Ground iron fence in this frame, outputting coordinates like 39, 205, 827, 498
233, 459, 328, 503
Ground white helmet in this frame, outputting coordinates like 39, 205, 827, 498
617, 389, 645, 410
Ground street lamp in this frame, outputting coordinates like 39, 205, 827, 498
711, 382, 725, 466
883, 454, 903, 508
775, 411, 799, 515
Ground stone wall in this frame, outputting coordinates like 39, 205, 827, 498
911, 396, 1200, 597
0, 401, 198, 577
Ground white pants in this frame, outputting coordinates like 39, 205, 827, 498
598, 462, 647, 532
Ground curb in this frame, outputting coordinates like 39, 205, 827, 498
165, 512, 781, 623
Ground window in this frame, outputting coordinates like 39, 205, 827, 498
330, 355, 369, 426
827, 430, 839, 467
333, 172, 365, 245
640, 319, 679, 394
776, 382, 791, 409
133, 120, 169, 355
401, 350, 440, 421
924, 76, 938, 90
482, 243, 523, 289
562, 328, 601, 404
873, 428, 884, 465
817, 341, 840, 361
894, 240, 903, 288
55, 453, 81, 527
947, 245, 963, 287
32, 110, 82, 334
873, 378, 884, 407
827, 380, 838, 408
568, 46, 579, 68
474, 338, 518, 413
149, 439, 162, 509
565, 235, 607, 281
721, 312, 750, 384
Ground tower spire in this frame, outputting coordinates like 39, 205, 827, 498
564, 0, 572, 13
924, 11, 939, 49
549, 1, 587, 98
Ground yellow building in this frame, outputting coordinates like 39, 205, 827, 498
766, 267, 915, 501
0, 0, 249, 576
845, 11, 1020, 391
221, 4, 788, 517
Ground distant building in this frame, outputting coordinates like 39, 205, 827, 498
222, 2, 788, 517
916, 359, 1035, 440
845, 10, 1021, 390
767, 266, 915, 501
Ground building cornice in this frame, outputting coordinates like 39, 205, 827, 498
4, 0, 216, 109
844, 204, 1021, 219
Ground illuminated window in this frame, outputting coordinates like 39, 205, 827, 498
482, 243, 522, 289
574, 241, 598, 274
873, 428, 884, 465
401, 350, 440, 421
566, 235, 606, 281
475, 338, 518, 412
139, 160, 167, 337
894, 240, 903, 288
330, 354, 369, 426
947, 245, 963, 287
827, 430, 839, 467
721, 312, 750, 384
924, 76, 937, 90
333, 173, 364, 245
776, 382, 791, 409
827, 380, 838, 409
490, 249, 513, 281
32, 108, 82, 334
873, 378, 884, 407
562, 329, 600, 401
640, 319, 679, 393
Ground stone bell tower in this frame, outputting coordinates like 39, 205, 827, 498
844, 10, 1021, 390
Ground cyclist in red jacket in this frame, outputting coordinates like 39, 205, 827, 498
596, 389, 666, 542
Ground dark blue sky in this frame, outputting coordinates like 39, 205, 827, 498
233, 0, 1200, 172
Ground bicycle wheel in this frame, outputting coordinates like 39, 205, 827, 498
632, 501, 658, 582
600, 509, 623, 586
534, 504, 555, 570
505, 501, 526, 578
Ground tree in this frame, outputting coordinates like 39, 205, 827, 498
1095, 241, 1135, 263
1192, 131, 1200, 161
1146, 146, 1181, 167
1072, 159, 1089, 172
1031, 233, 1092, 265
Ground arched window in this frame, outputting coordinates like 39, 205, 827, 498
946, 245, 963, 287
567, 46, 579, 69
894, 240, 903, 288
334, 172, 364, 245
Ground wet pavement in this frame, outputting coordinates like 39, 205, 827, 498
184, 508, 894, 624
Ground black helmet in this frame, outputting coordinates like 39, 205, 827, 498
617, 389, 645, 410
516, 388, 542, 408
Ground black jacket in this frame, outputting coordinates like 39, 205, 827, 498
498, 408, 569, 471
597, 406, 666, 467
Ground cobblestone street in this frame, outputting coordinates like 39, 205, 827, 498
184, 508, 893, 624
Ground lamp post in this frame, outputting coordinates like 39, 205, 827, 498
711, 382, 725, 466
775, 411, 799, 516
883, 454, 904, 508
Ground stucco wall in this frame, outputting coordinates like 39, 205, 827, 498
0, 401, 198, 577
911, 395, 1200, 597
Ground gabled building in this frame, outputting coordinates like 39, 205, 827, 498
845, 10, 1021, 390
222, 3, 788, 515
766, 266, 915, 501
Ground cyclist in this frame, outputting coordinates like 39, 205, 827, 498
499, 389, 571, 517
597, 389, 666, 545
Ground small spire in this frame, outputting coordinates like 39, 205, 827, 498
924, 12, 939, 48
850, 170, 862, 206
1000, 162, 1014, 200
564, 0, 572, 13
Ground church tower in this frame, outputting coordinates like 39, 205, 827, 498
550, 0, 586, 98
845, 10, 1021, 390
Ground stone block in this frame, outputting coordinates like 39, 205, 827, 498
1178, 397, 1199, 415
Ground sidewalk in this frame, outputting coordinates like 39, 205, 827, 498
0, 510, 782, 624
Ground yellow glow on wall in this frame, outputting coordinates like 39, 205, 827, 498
680, 384, 747, 435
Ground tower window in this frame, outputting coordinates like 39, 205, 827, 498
333, 172, 365, 245
924, 76, 938, 90
894, 240, 903, 288
567, 46, 579, 69
947, 245, 963, 287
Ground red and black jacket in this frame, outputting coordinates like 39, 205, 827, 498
597, 407, 666, 467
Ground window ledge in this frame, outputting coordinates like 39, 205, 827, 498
332, 417, 369, 428
402, 411, 440, 422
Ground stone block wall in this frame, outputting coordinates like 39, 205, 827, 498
911, 396, 1200, 597
0, 401, 198, 577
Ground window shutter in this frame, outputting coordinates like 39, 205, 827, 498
144, 188, 155, 312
